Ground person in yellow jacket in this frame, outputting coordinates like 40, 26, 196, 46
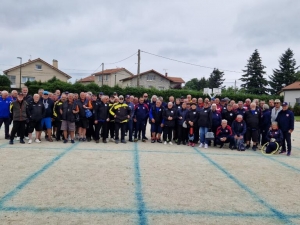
109, 95, 131, 144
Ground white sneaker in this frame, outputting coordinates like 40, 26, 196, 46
35, 139, 41, 143
164, 141, 167, 145
28, 139, 32, 144
16, 137, 20, 141
199, 143, 204, 148
169, 142, 173, 145
25, 136, 29, 140
204, 144, 208, 149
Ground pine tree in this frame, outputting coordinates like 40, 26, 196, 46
198, 77, 208, 91
240, 49, 268, 95
269, 48, 299, 94
207, 68, 225, 89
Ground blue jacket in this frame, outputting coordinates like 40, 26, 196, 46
231, 120, 247, 136
260, 110, 271, 132
134, 103, 149, 120
236, 108, 246, 116
0, 97, 12, 118
126, 101, 135, 119
275, 109, 294, 132
177, 108, 188, 125
212, 110, 222, 128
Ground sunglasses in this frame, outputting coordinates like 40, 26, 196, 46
143, 96, 148, 97
119, 98, 124, 100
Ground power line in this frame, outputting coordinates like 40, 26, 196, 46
141, 50, 243, 74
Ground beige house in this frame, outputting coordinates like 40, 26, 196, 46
3, 58, 71, 88
279, 81, 300, 106
120, 70, 185, 90
78, 68, 134, 87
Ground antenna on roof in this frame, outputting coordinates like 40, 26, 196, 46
163, 69, 168, 73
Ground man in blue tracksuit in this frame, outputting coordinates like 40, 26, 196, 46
275, 102, 294, 156
134, 97, 149, 142
0, 91, 12, 139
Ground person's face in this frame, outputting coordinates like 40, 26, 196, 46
80, 93, 86, 100
92, 95, 97, 101
130, 96, 134, 102
198, 98, 203, 103
156, 101, 162, 107
143, 94, 148, 100
275, 102, 281, 108
191, 104, 196, 110
222, 122, 227, 128
269, 101, 274, 107
186, 104, 190, 110
182, 102, 186, 109
119, 97, 124, 103
74, 94, 78, 100
17, 95, 24, 101
227, 105, 232, 111
192, 98, 197, 103
110, 97, 115, 102
33, 95, 39, 102
2, 92, 8, 98
133, 98, 138, 104
272, 124, 278, 130
215, 98, 220, 104
12, 92, 17, 97
22, 88, 28, 95
238, 102, 243, 108
168, 104, 173, 109
211, 105, 216, 111
55, 90, 61, 96
61, 95, 67, 102
169, 97, 174, 102
43, 94, 49, 99
204, 102, 209, 108
246, 100, 250, 105
139, 98, 144, 104
282, 105, 288, 111
176, 99, 180, 104
68, 95, 74, 102
114, 97, 119, 103
152, 97, 157, 102
260, 102, 265, 108
236, 116, 242, 122
187, 95, 191, 100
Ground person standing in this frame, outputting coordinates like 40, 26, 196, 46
271, 99, 282, 122
27, 94, 45, 143
125, 95, 134, 142
244, 103, 260, 151
149, 100, 164, 143
41, 91, 54, 142
185, 103, 199, 147
198, 101, 212, 149
162, 102, 177, 145
94, 95, 110, 143
0, 91, 12, 139
9, 92, 28, 144
53, 93, 67, 141
133, 97, 149, 142
260, 104, 271, 146
276, 102, 294, 156
176, 102, 188, 145
77, 92, 93, 141
109, 95, 131, 144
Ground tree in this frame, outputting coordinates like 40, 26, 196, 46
240, 49, 268, 95
198, 77, 208, 91
0, 75, 11, 87
269, 48, 299, 94
207, 68, 225, 89
296, 71, 300, 81
184, 77, 207, 91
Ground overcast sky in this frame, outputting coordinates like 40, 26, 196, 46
1, 0, 300, 87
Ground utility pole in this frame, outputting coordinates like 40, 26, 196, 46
234, 80, 237, 94
17, 57, 22, 89
101, 63, 104, 86
137, 49, 141, 87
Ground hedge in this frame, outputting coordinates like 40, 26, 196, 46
23, 77, 283, 103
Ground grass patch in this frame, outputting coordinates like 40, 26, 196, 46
295, 116, 300, 121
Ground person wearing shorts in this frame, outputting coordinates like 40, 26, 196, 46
41, 91, 54, 142
244, 103, 260, 151
149, 100, 164, 143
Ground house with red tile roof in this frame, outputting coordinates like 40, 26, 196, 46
78, 68, 134, 87
3, 58, 71, 88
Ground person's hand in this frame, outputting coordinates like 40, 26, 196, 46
168, 116, 172, 120
179, 117, 182, 119
114, 115, 116, 118
234, 135, 238, 139
161, 123, 164, 127
106, 118, 110, 122
94, 120, 98, 124
289, 129, 293, 133
134, 118, 137, 122
72, 110, 77, 113
189, 121, 193, 126
239, 136, 243, 140
151, 118, 155, 123
223, 137, 227, 141
127, 115, 130, 119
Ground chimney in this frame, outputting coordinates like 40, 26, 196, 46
53, 59, 58, 68
165, 72, 168, 77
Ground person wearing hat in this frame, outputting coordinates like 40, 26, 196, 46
109, 95, 131, 144
275, 102, 294, 156
185, 102, 199, 147
271, 99, 282, 122
9, 92, 28, 144
41, 91, 55, 142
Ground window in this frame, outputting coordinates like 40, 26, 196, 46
147, 74, 155, 81
22, 76, 35, 83
98, 75, 108, 81
35, 64, 42, 70
7, 75, 16, 85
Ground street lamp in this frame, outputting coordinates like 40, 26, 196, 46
17, 57, 22, 89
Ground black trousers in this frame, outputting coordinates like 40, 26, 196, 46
0, 118, 10, 138
107, 122, 115, 139
261, 130, 268, 146
115, 122, 126, 141
282, 131, 291, 152
86, 118, 95, 139
10, 121, 26, 141
177, 125, 187, 142
55, 120, 62, 140
163, 126, 173, 142
95, 121, 107, 141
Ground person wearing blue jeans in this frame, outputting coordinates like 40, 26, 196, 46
197, 102, 212, 149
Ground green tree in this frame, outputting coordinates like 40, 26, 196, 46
240, 49, 268, 95
207, 68, 225, 89
0, 75, 11, 87
269, 48, 299, 94
198, 77, 208, 91
296, 71, 300, 81
184, 78, 199, 90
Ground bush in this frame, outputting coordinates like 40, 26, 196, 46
293, 103, 300, 116
24, 78, 283, 102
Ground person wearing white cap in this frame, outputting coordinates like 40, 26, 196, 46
271, 99, 282, 122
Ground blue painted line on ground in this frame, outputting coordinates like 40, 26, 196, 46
192, 147, 293, 225
133, 143, 148, 225
0, 143, 79, 207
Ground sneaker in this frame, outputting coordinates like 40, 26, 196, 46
28, 139, 32, 144
245, 145, 250, 150
48, 138, 53, 142
121, 140, 127, 144
169, 142, 173, 145
79, 138, 83, 142
115, 140, 119, 144
125, 132, 127, 136
204, 144, 208, 149
287, 151, 291, 156
82, 138, 86, 142
95, 140, 99, 143
187, 142, 190, 146
182, 141, 186, 145
71, 140, 75, 144
177, 142, 181, 145
134, 138, 138, 142
63, 139, 68, 143
229, 145, 234, 150
35, 139, 41, 143
279, 150, 287, 154
103, 140, 107, 143
191, 143, 195, 147
5, 135, 10, 140
252, 146, 257, 151
151, 139, 155, 143
199, 143, 204, 148
9, 140, 13, 145
142, 139, 146, 142
86, 137, 91, 142
20, 139, 25, 144
164, 141, 167, 145
128, 140, 133, 142
219, 144, 224, 149
144, 137, 148, 140
52, 134, 56, 138
25, 136, 29, 140
16, 137, 20, 141
157, 139, 162, 143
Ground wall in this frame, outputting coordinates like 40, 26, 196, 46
6, 61, 69, 88
94, 70, 132, 87
284, 90, 300, 106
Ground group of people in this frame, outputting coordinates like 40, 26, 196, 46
0, 87, 295, 156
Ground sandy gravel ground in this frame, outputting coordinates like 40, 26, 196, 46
0, 123, 299, 225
